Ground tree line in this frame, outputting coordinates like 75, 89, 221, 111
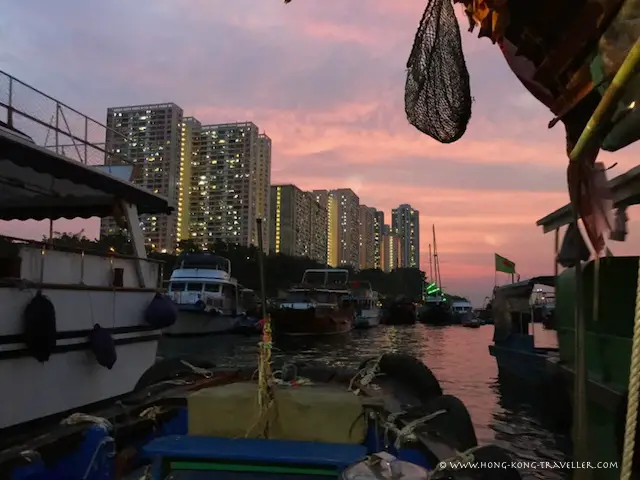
40, 232, 428, 300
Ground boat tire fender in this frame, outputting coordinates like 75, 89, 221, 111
145, 293, 178, 328
373, 353, 443, 404
88, 323, 117, 369
462, 445, 521, 480
411, 394, 478, 451
134, 356, 216, 390
23, 290, 57, 362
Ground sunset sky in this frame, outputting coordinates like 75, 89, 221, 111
2, 0, 640, 305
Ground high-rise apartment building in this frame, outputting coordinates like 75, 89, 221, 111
101, 103, 186, 252
373, 210, 384, 270
179, 117, 200, 241
311, 189, 360, 268
188, 122, 271, 252
391, 204, 420, 268
358, 205, 376, 270
381, 224, 402, 273
255, 134, 272, 249
270, 185, 327, 263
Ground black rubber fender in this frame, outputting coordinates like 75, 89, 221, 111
408, 394, 478, 452
288, 362, 358, 384
463, 444, 522, 480
363, 353, 443, 404
23, 290, 57, 363
134, 356, 216, 391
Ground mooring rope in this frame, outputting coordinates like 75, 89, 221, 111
620, 255, 640, 480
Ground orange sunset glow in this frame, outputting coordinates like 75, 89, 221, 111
2, 0, 640, 305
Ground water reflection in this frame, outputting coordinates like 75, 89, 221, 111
159, 324, 568, 478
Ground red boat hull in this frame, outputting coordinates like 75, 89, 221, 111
270, 306, 354, 336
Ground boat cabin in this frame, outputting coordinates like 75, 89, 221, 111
280, 269, 351, 310
451, 300, 473, 322
168, 252, 240, 315
0, 124, 173, 429
492, 277, 556, 349
343, 281, 381, 311
536, 163, 640, 392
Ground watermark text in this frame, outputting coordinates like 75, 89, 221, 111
437, 461, 619, 470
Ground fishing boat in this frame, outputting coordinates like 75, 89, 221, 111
462, 316, 481, 329
488, 277, 560, 383
451, 299, 473, 325
380, 0, 640, 474
2, 165, 522, 479
229, 287, 263, 335
477, 297, 494, 325
0, 123, 176, 432
536, 167, 640, 477
384, 297, 417, 325
418, 296, 452, 325
2, 351, 524, 480
166, 253, 244, 336
270, 269, 354, 336
348, 281, 382, 329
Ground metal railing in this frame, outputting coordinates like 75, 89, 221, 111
0, 70, 132, 166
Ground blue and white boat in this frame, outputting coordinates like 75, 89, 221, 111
166, 253, 244, 336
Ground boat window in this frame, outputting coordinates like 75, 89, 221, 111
288, 292, 310, 303
221, 284, 235, 297
186, 283, 204, 292
204, 283, 220, 293
169, 282, 186, 292
315, 292, 333, 303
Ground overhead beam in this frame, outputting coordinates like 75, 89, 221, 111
536, 164, 640, 233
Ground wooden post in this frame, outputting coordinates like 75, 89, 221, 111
256, 219, 268, 320
120, 201, 147, 288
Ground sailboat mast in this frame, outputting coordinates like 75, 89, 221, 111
432, 225, 442, 288
428, 243, 433, 282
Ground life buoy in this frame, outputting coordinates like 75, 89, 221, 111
23, 291, 57, 362
88, 324, 117, 369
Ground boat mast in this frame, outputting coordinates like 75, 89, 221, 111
428, 243, 434, 282
432, 225, 443, 289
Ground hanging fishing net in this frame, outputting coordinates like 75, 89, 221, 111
405, 0, 472, 143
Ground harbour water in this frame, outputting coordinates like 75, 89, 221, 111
159, 324, 569, 479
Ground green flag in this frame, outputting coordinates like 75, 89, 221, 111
495, 254, 516, 274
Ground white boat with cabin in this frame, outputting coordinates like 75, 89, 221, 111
166, 253, 244, 336
0, 124, 174, 430
348, 281, 382, 329
451, 300, 475, 325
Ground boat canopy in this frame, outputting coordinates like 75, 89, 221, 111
536, 164, 640, 233
0, 128, 173, 221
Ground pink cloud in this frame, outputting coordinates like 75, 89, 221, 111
3, 0, 640, 306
